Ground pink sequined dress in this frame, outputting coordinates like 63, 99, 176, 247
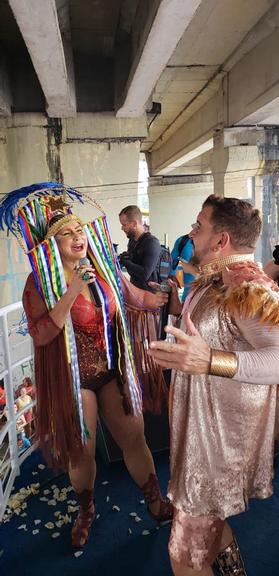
168, 282, 279, 520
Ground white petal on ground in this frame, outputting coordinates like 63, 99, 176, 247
142, 530, 150, 536
51, 532, 60, 538
68, 505, 79, 513
74, 551, 84, 558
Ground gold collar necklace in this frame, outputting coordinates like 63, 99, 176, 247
199, 253, 254, 276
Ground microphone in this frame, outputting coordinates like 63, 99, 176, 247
158, 282, 172, 340
79, 257, 102, 308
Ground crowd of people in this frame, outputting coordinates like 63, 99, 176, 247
0, 377, 34, 455
1, 183, 279, 576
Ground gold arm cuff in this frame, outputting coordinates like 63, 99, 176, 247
209, 349, 238, 378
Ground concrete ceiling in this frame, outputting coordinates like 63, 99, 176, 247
0, 0, 279, 170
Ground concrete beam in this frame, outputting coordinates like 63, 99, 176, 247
0, 56, 12, 116
150, 85, 224, 174
150, 25, 279, 175
157, 138, 213, 175
9, 0, 76, 117
116, 0, 203, 118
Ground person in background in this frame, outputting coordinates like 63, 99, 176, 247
148, 195, 279, 576
0, 382, 6, 410
2, 403, 31, 451
16, 386, 33, 437
169, 233, 196, 301
21, 376, 35, 398
264, 244, 279, 285
118, 205, 161, 292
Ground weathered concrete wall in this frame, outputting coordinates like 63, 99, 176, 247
0, 112, 147, 306
148, 181, 212, 249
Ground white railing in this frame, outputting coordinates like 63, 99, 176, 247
0, 301, 36, 521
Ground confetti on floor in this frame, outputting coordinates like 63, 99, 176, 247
74, 551, 83, 558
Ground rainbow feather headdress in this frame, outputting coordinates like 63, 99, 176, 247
0, 182, 142, 451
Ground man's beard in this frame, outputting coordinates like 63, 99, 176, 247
192, 245, 216, 266
127, 230, 136, 240
190, 254, 200, 266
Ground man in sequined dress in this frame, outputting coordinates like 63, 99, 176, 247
148, 195, 279, 576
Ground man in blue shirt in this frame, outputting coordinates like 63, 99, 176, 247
170, 234, 196, 301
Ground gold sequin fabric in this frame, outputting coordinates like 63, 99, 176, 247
168, 283, 277, 520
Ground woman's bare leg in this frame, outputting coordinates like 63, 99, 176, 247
69, 389, 98, 547
69, 389, 98, 491
98, 378, 166, 516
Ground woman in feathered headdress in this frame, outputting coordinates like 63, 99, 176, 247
0, 182, 173, 548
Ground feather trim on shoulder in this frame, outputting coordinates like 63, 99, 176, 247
217, 282, 279, 326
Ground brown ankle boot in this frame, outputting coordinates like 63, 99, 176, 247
141, 473, 173, 525
71, 489, 95, 548
215, 535, 247, 575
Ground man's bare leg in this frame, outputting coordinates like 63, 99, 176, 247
219, 522, 234, 551
215, 522, 247, 575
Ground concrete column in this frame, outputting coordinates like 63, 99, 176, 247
210, 127, 264, 199
256, 129, 279, 263
210, 131, 229, 197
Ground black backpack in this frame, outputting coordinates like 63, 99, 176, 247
157, 245, 173, 282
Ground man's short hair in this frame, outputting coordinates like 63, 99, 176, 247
203, 195, 262, 250
119, 205, 142, 223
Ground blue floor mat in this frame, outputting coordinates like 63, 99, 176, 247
1, 450, 279, 576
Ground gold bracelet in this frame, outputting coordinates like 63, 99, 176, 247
209, 349, 238, 378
